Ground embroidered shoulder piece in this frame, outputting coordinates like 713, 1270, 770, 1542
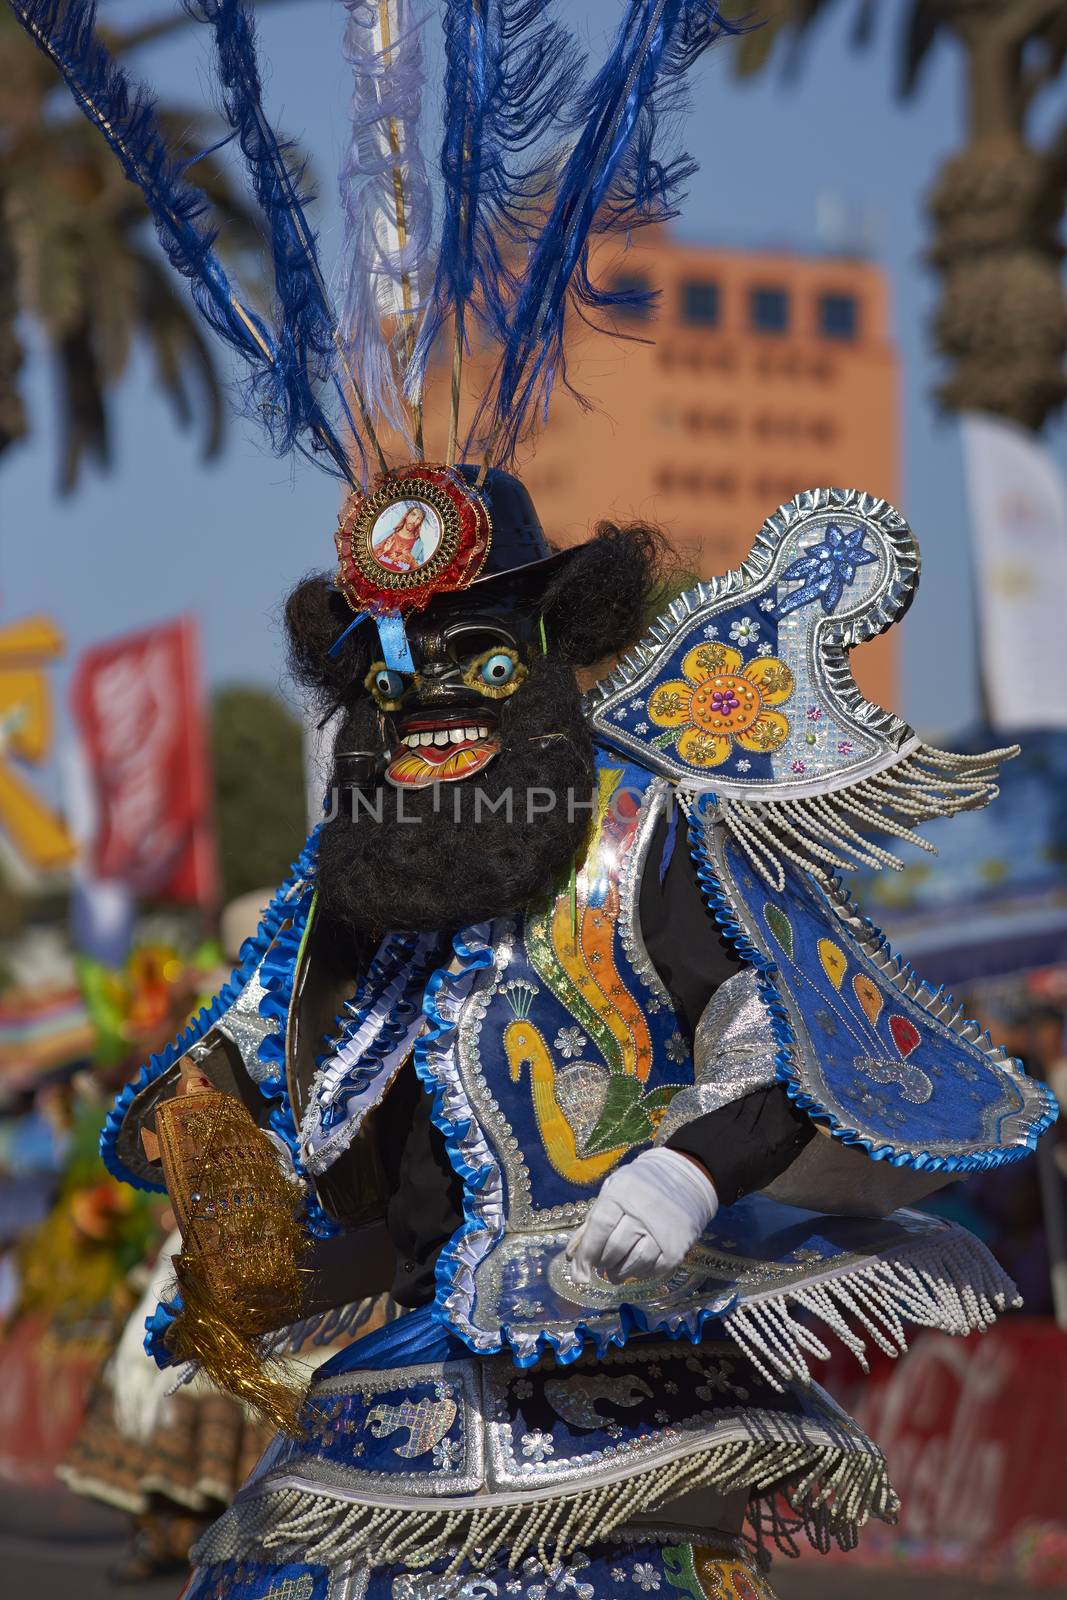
692, 802, 1058, 1174
587, 488, 1015, 888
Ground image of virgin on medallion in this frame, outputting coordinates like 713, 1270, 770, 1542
370, 499, 443, 573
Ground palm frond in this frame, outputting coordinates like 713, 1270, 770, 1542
898, 0, 944, 99
134, 246, 225, 457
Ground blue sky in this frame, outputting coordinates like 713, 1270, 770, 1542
5, 0, 1067, 790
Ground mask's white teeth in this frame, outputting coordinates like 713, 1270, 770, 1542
434, 729, 449, 747
464, 726, 480, 741
404, 733, 419, 749
419, 731, 434, 747
449, 728, 466, 744
477, 725, 488, 739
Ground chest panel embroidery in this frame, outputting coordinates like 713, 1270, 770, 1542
455, 764, 691, 1223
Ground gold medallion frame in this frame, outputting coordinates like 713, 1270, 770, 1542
343, 477, 468, 595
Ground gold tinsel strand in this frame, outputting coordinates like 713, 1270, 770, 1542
155, 1088, 310, 1434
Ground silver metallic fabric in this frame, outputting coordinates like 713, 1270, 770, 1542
654, 969, 778, 1146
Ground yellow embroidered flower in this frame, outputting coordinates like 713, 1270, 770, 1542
647, 643, 795, 769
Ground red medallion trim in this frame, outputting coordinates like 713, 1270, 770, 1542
335, 464, 492, 615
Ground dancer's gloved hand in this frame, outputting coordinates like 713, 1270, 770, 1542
565, 1147, 719, 1285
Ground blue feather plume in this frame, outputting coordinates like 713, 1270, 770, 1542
408, 0, 584, 406
15, 0, 745, 496
184, 0, 374, 481
336, 1, 435, 448
8, 2, 271, 388
10, 0, 361, 484
480, 0, 737, 463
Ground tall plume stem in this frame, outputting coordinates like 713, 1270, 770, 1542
445, 0, 484, 467
377, 0, 424, 455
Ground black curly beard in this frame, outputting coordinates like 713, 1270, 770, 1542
315, 654, 595, 938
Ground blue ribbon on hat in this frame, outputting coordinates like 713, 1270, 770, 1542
375, 613, 416, 673
327, 609, 415, 674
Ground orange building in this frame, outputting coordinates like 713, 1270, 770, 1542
412, 230, 901, 707
527, 233, 900, 707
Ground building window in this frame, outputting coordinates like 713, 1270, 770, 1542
750, 286, 789, 334
608, 272, 654, 319
682, 279, 720, 326
819, 293, 858, 340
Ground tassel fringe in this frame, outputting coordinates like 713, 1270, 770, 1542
722, 1226, 1020, 1391
193, 1417, 896, 1573
713, 740, 1018, 892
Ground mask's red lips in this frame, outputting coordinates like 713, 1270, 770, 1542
386, 714, 500, 788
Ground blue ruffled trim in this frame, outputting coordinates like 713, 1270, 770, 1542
686, 795, 1059, 1175
315, 933, 443, 1134
252, 877, 336, 1239
412, 927, 498, 1344
100, 830, 321, 1192
143, 1295, 182, 1369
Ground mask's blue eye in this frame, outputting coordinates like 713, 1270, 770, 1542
374, 668, 406, 699
480, 652, 516, 687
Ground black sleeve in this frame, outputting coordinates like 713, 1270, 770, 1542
377, 1062, 466, 1308
665, 1088, 813, 1205
639, 800, 813, 1201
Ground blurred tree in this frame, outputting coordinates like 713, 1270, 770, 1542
209, 686, 306, 905
0, 7, 268, 490
728, 1, 1067, 430
0, 849, 28, 940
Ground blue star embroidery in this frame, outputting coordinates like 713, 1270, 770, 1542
776, 524, 877, 617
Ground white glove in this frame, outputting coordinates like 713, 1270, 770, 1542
566, 1147, 718, 1286
110, 1227, 182, 1443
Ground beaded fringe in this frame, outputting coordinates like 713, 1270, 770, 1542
193, 1419, 896, 1574
723, 1226, 1019, 1391
713, 741, 1016, 891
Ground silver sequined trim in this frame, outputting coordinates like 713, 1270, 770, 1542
224, 1341, 870, 1512
617, 779, 673, 1013
217, 962, 279, 1083
654, 969, 778, 1146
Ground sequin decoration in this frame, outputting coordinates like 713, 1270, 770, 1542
264, 1579, 316, 1600
180, 1561, 330, 1600
542, 1374, 654, 1431
512, 768, 687, 1184
586, 489, 912, 794
647, 645, 794, 770
763, 904, 793, 962
817, 938, 846, 991
889, 1015, 922, 1059
852, 973, 884, 1027
663, 1543, 780, 1600
553, 1062, 611, 1146
855, 1054, 934, 1106
706, 821, 1054, 1164
366, 1397, 458, 1459
775, 522, 877, 617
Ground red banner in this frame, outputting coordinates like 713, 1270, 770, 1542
0, 1317, 105, 1488
71, 617, 217, 906
807, 1320, 1067, 1588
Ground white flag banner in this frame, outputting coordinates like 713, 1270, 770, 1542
961, 412, 1067, 731
60, 742, 134, 964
